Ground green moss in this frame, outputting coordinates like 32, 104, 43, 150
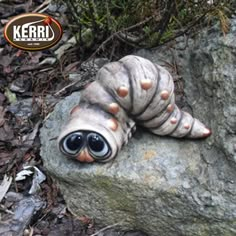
93, 176, 136, 213
183, 220, 236, 236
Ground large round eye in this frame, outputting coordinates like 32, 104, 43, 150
87, 133, 110, 159
62, 132, 83, 155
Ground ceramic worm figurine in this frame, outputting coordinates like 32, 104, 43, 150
58, 55, 211, 163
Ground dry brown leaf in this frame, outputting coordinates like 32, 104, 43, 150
0, 106, 5, 127
0, 175, 13, 202
0, 55, 14, 67
0, 123, 14, 142
77, 215, 93, 225
0, 93, 6, 106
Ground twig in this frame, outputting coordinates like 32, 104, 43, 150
90, 222, 122, 236
0, 175, 12, 202
15, 64, 47, 74
0, 205, 14, 215
29, 227, 34, 236
86, 0, 98, 38
54, 81, 78, 96
86, 15, 157, 61
38, 6, 49, 13
33, 0, 51, 13
109, 40, 116, 61
156, 11, 209, 48
67, 0, 81, 22
117, 32, 146, 44
122, 15, 157, 32
115, 33, 141, 48
155, 0, 177, 45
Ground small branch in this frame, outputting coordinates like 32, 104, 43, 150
86, 0, 98, 40
33, 0, 51, 13
86, 15, 158, 61
155, 0, 177, 45
156, 11, 209, 48
117, 32, 146, 44
122, 15, 157, 32
115, 33, 142, 48
90, 222, 122, 236
67, 0, 81, 22
54, 81, 78, 97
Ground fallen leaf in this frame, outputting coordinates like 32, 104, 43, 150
15, 169, 34, 181
0, 175, 13, 202
15, 50, 22, 57
3, 66, 11, 74
0, 151, 12, 167
22, 121, 41, 146
4, 88, 17, 104
77, 215, 92, 225
7, 98, 40, 120
39, 57, 57, 66
9, 76, 32, 93
0, 123, 14, 141
0, 106, 5, 126
1, 196, 44, 236
0, 149, 18, 174
28, 166, 46, 194
0, 19, 8, 25
15, 166, 46, 194
0, 55, 14, 67
0, 92, 6, 106
29, 51, 43, 64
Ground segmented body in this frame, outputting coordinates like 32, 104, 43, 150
58, 55, 211, 163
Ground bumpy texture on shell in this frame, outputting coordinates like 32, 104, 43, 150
58, 55, 211, 162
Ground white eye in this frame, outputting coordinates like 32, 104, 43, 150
87, 133, 110, 159
62, 132, 83, 155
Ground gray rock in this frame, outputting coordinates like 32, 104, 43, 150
40, 20, 236, 236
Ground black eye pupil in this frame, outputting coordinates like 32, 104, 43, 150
66, 134, 83, 151
88, 135, 104, 152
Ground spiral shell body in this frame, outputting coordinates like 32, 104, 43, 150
58, 55, 211, 162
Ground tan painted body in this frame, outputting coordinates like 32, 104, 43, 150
58, 55, 211, 162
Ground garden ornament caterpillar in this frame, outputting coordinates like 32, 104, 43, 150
58, 55, 211, 163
